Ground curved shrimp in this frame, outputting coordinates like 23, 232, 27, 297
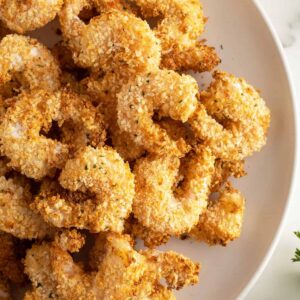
25, 231, 199, 299
0, 0, 63, 34
0, 35, 61, 93
34, 146, 135, 232
190, 183, 245, 246
0, 89, 105, 180
133, 0, 220, 72
83, 71, 146, 161
190, 71, 271, 161
59, 0, 161, 72
0, 175, 53, 239
117, 69, 199, 156
133, 145, 215, 235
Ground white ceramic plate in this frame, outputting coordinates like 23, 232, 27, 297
29, 0, 297, 299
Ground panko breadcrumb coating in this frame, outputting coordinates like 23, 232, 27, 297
34, 146, 135, 232
0, 0, 63, 34
0, 175, 52, 239
117, 69, 199, 156
133, 145, 215, 235
0, 88, 105, 180
0, 35, 61, 93
0, 231, 26, 284
134, 0, 220, 72
59, 0, 161, 73
190, 71, 271, 161
24, 231, 199, 299
190, 183, 245, 246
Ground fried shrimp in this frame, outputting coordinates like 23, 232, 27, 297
59, 0, 161, 72
83, 71, 146, 161
133, 145, 215, 235
25, 231, 199, 299
34, 146, 135, 232
0, 175, 52, 239
0, 231, 25, 284
0, 89, 105, 180
190, 183, 245, 246
0, 0, 63, 34
0, 35, 61, 92
117, 70, 199, 156
190, 71, 271, 161
133, 0, 220, 72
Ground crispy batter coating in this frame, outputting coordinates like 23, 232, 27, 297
0, 88, 105, 180
125, 216, 171, 248
34, 146, 135, 232
25, 231, 199, 299
211, 159, 246, 192
0, 35, 61, 92
190, 183, 245, 246
0, 274, 10, 300
83, 71, 146, 161
190, 71, 271, 161
0, 21, 10, 41
0, 0, 63, 34
133, 145, 215, 235
134, 0, 220, 72
59, 0, 161, 73
0, 175, 52, 239
117, 69, 198, 156
0, 231, 26, 284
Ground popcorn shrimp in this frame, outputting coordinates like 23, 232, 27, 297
190, 71, 271, 161
117, 69, 199, 156
0, 35, 61, 92
34, 146, 135, 232
190, 183, 245, 246
133, 145, 215, 235
59, 0, 161, 73
134, 0, 220, 72
0, 89, 105, 180
0, 0, 63, 34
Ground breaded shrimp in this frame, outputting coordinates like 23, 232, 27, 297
133, 145, 215, 235
134, 0, 220, 72
34, 146, 135, 232
0, 89, 105, 180
59, 0, 161, 72
83, 71, 146, 161
190, 71, 271, 161
190, 183, 245, 246
117, 69, 199, 156
0, 35, 61, 92
25, 231, 199, 299
0, 175, 52, 239
0, 0, 63, 34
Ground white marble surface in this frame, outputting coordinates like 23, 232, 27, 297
246, 0, 300, 299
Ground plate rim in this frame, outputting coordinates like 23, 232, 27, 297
238, 0, 299, 298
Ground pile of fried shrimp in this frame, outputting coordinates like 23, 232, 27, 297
0, 0, 271, 299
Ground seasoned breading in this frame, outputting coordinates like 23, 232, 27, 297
0, 0, 63, 34
0, 175, 52, 239
59, 0, 161, 73
133, 145, 215, 235
34, 146, 135, 232
117, 69, 198, 156
134, 0, 220, 72
0, 35, 61, 92
190, 183, 245, 246
190, 71, 271, 161
0, 89, 105, 180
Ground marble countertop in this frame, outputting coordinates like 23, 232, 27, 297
246, 0, 300, 299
